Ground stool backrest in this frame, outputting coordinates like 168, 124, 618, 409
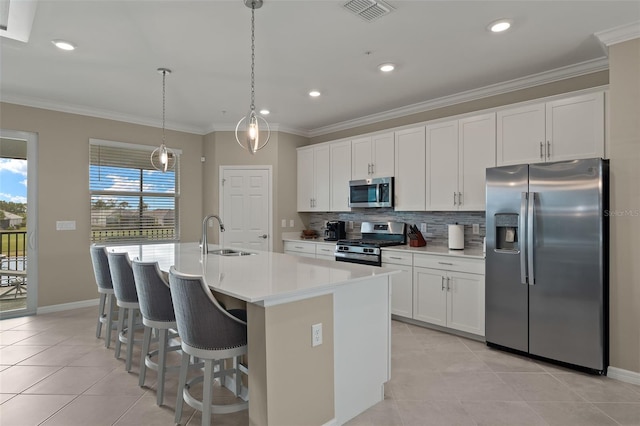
90, 245, 113, 291
169, 267, 246, 351
107, 252, 138, 303
132, 260, 175, 322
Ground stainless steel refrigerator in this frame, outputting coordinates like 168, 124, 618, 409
485, 158, 609, 374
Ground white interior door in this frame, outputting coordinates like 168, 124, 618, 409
220, 166, 271, 251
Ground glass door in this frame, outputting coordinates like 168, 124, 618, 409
0, 130, 38, 317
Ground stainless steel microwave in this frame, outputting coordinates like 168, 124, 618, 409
349, 177, 394, 208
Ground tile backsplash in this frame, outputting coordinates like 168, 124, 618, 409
303, 209, 486, 248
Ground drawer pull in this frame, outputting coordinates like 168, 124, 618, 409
294, 246, 303, 249
389, 256, 402, 260
438, 262, 454, 265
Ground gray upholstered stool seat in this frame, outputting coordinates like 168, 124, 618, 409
90, 245, 119, 349
107, 251, 143, 372
132, 260, 181, 406
169, 267, 248, 426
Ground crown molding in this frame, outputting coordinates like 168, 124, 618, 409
3, 56, 610, 140
595, 21, 640, 48
308, 57, 610, 138
1, 94, 204, 135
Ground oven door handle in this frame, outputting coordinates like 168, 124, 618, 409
334, 251, 380, 266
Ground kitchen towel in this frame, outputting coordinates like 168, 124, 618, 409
448, 224, 464, 250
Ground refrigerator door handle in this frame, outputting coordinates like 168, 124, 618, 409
527, 191, 536, 285
520, 192, 528, 284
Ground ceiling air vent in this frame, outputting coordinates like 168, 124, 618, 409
343, 0, 394, 22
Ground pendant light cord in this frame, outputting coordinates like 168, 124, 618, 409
250, 4, 255, 112
162, 70, 167, 145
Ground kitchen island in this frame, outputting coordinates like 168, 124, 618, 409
109, 242, 398, 426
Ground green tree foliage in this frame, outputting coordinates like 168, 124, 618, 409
0, 201, 26, 216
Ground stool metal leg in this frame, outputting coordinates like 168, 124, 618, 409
125, 307, 135, 372
96, 293, 107, 338
139, 325, 153, 387
114, 305, 126, 359
202, 358, 214, 426
157, 328, 168, 406
175, 351, 190, 424
105, 294, 116, 349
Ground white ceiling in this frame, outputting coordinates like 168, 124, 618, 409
1, 1, 639, 137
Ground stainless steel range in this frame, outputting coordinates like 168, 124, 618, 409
335, 222, 406, 266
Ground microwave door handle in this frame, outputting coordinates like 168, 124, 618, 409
376, 185, 381, 203
520, 192, 528, 284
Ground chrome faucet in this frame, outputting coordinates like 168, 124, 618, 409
201, 214, 225, 255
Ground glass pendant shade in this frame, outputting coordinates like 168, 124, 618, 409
151, 143, 176, 172
236, 109, 270, 154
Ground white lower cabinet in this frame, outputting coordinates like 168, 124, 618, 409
413, 254, 485, 336
382, 251, 413, 318
283, 241, 316, 259
283, 241, 337, 261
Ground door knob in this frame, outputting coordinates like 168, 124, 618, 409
258, 234, 268, 239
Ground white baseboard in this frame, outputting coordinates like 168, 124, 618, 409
37, 298, 99, 315
321, 419, 338, 426
608, 366, 640, 386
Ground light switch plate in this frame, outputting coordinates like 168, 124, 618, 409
289, 219, 294, 228
281, 219, 287, 228
472, 224, 480, 234
56, 220, 76, 231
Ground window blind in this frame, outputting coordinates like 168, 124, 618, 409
89, 140, 180, 244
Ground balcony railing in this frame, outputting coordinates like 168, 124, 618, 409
1, 231, 27, 288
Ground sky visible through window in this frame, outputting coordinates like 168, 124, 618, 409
0, 159, 27, 204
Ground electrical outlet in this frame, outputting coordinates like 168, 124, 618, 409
324, 220, 328, 228
281, 219, 287, 228
348, 221, 354, 230
289, 219, 295, 228
472, 224, 480, 235
420, 223, 427, 233
312, 323, 323, 347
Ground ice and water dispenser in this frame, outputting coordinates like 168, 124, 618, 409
494, 213, 520, 252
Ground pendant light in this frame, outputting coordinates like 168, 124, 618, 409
235, 0, 270, 154
151, 68, 176, 172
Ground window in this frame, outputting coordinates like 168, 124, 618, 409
89, 139, 180, 244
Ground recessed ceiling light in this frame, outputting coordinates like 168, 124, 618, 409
379, 63, 395, 72
259, 109, 270, 115
309, 90, 321, 97
52, 39, 76, 51
488, 19, 512, 33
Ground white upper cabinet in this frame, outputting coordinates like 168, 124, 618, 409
394, 126, 426, 211
497, 91, 604, 166
545, 92, 605, 162
297, 145, 330, 212
427, 113, 495, 211
458, 112, 496, 211
330, 140, 352, 211
351, 132, 394, 180
426, 120, 459, 210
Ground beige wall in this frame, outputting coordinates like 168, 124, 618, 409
311, 71, 609, 143
607, 38, 640, 373
202, 130, 308, 253
0, 103, 204, 307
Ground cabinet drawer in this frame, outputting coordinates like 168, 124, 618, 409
315, 244, 336, 257
381, 250, 413, 266
283, 241, 316, 255
413, 254, 484, 274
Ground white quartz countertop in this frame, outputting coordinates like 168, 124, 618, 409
282, 235, 485, 259
108, 242, 397, 306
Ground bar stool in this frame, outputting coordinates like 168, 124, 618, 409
107, 251, 142, 372
169, 267, 248, 426
132, 260, 181, 406
89, 245, 118, 348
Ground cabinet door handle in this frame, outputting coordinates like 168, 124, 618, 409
441, 276, 446, 291
258, 234, 268, 239
371, 163, 375, 175
547, 141, 551, 158
453, 192, 457, 206
540, 142, 544, 159
446, 277, 451, 291
458, 192, 462, 206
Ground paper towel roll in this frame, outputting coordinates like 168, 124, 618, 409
448, 224, 464, 250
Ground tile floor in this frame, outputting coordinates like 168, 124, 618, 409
1, 307, 639, 426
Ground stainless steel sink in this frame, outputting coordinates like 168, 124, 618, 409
209, 249, 255, 256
